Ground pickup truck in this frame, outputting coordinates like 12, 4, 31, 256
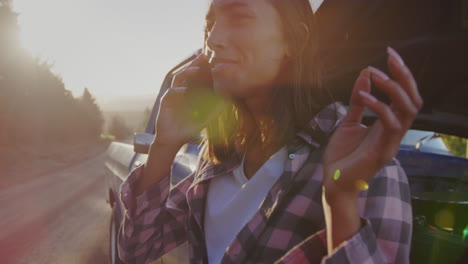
104, 0, 468, 263
105, 53, 199, 264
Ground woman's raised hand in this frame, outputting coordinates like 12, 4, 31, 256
153, 54, 211, 148
135, 55, 218, 195
322, 47, 423, 201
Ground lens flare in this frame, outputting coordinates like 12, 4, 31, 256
187, 90, 223, 125
333, 169, 341, 181
463, 225, 468, 241
355, 180, 369, 191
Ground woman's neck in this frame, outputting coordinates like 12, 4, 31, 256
239, 93, 275, 135
236, 93, 285, 179
240, 107, 283, 180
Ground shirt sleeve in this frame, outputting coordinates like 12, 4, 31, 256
117, 162, 196, 264
276, 158, 413, 264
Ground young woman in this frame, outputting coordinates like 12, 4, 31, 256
118, 0, 422, 263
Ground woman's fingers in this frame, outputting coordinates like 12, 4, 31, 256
171, 54, 208, 88
359, 90, 402, 134
172, 66, 200, 88
368, 66, 417, 128
387, 47, 424, 110
160, 86, 187, 109
365, 47, 423, 129
343, 69, 371, 124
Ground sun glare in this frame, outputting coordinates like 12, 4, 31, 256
15, 0, 65, 58
11, 0, 209, 97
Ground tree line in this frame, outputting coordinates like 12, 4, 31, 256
0, 0, 104, 146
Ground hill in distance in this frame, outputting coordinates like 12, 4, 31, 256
95, 93, 157, 134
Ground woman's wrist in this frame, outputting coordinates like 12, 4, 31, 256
133, 140, 181, 197
322, 181, 360, 205
322, 190, 361, 253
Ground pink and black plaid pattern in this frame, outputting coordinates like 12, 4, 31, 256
118, 103, 412, 264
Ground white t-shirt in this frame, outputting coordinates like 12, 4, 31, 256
204, 146, 288, 264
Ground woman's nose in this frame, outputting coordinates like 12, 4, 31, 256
206, 22, 227, 52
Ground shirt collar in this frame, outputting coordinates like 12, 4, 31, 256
295, 102, 347, 149
195, 102, 347, 183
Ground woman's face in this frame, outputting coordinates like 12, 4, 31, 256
205, 0, 288, 100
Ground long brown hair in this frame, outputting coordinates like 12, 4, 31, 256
202, 0, 331, 164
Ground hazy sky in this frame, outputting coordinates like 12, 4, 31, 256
13, 0, 210, 99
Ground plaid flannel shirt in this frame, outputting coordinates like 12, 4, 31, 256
118, 102, 412, 264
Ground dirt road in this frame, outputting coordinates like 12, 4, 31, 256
0, 152, 110, 264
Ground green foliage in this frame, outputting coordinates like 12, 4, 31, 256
441, 134, 467, 158
78, 88, 104, 140
109, 115, 132, 141
0, 5, 104, 146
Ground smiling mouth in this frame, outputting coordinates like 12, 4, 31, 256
209, 58, 238, 73
210, 57, 238, 66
